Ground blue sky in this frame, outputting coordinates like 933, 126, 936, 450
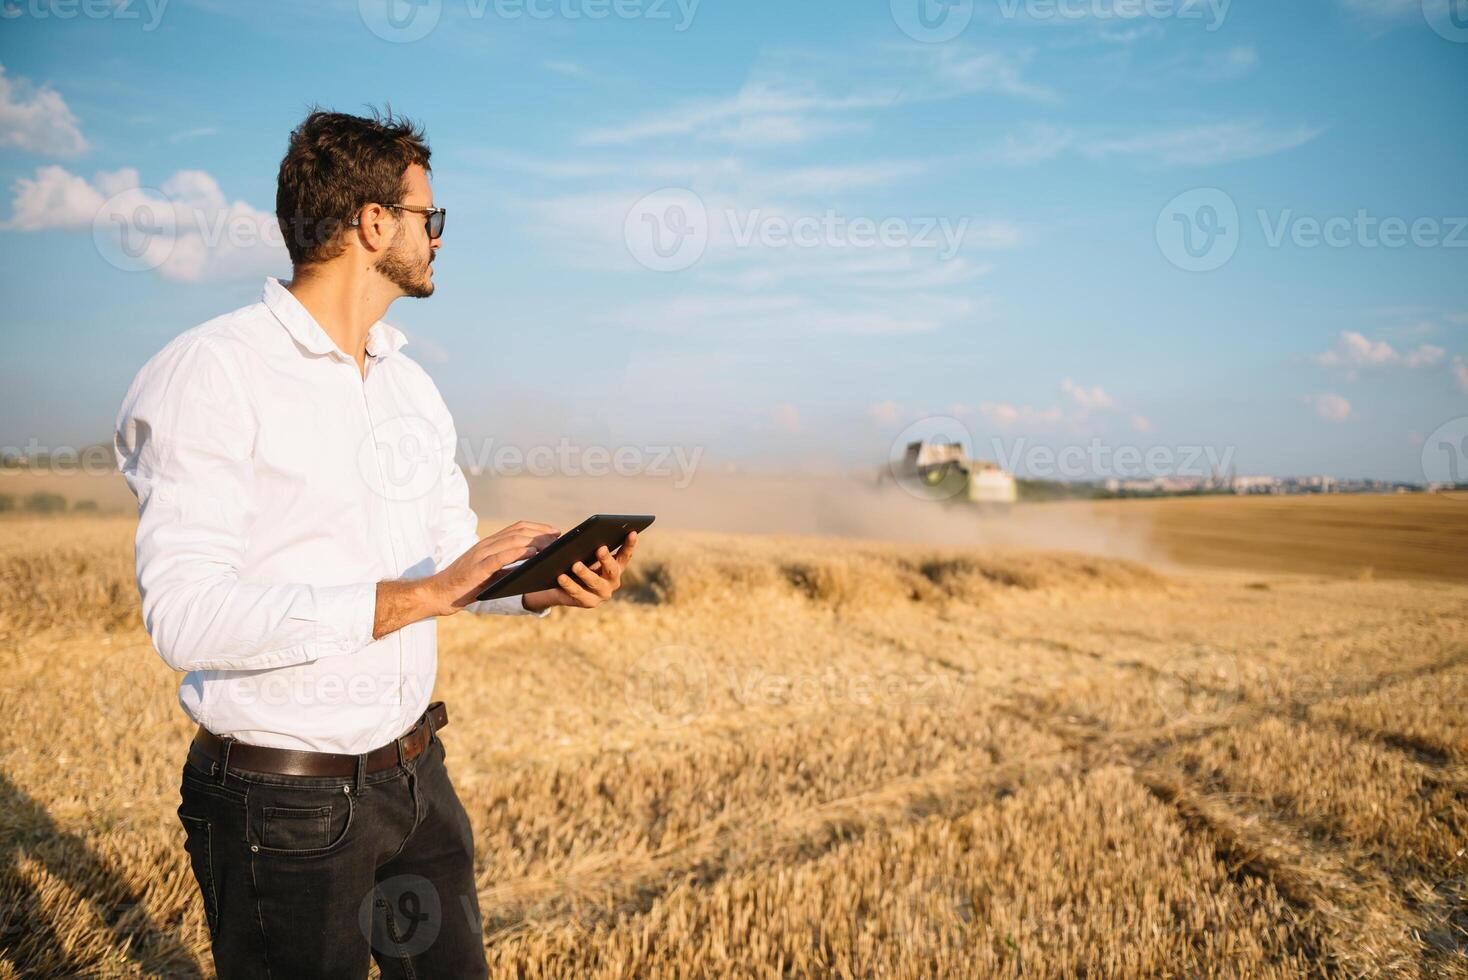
1, 0, 1465, 483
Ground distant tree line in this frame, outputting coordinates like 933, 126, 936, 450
0, 443, 116, 472
0, 492, 100, 514
1015, 479, 1233, 502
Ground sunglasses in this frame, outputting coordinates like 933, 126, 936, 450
351, 203, 446, 239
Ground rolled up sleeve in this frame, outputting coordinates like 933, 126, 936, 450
115, 336, 381, 671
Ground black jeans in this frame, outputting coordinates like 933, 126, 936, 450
176, 723, 488, 979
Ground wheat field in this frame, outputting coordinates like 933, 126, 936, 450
0, 502, 1465, 977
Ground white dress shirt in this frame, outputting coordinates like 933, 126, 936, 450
114, 276, 547, 755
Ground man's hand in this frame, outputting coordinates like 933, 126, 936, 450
373, 521, 560, 639
428, 520, 562, 615
520, 530, 639, 613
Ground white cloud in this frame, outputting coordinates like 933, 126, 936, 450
1317, 330, 1396, 367
610, 291, 974, 336
1082, 120, 1323, 167
706, 114, 871, 147
1309, 393, 1353, 422
581, 45, 1051, 147
0, 65, 88, 157
832, 256, 994, 291
521, 186, 1006, 308
1315, 330, 1445, 370
748, 161, 927, 197
5, 164, 110, 229
1100, 24, 1163, 44
157, 171, 285, 282
982, 120, 1322, 168
920, 46, 1058, 103
1195, 46, 1260, 81
984, 124, 1075, 166
1062, 378, 1114, 410
1146, 45, 1260, 83
1404, 345, 1447, 368
169, 126, 219, 144
544, 60, 593, 80
473, 150, 930, 201
581, 85, 887, 147
954, 377, 1137, 435
4, 164, 286, 282
974, 402, 1066, 430
1454, 356, 1468, 395
1336, 0, 1419, 18
490, 49, 1024, 349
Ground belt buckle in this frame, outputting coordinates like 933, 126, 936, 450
396, 711, 426, 767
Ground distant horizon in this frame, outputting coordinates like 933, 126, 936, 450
2, 0, 1466, 485
0, 440, 1451, 488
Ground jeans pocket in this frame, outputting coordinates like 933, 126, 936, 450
249, 788, 355, 857
261, 805, 332, 851
179, 815, 219, 936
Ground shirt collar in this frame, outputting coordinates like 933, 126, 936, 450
263, 277, 409, 361
366, 320, 409, 359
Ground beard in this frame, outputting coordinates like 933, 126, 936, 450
376, 225, 434, 298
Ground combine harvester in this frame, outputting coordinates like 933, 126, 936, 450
890, 440, 1018, 512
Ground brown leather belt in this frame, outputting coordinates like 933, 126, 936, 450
188, 701, 449, 779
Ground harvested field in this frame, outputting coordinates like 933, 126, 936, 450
0, 509, 1464, 977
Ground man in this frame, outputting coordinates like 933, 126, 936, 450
113, 109, 636, 978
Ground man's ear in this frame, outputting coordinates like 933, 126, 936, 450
354, 204, 395, 254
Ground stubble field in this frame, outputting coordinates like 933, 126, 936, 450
0, 495, 1465, 977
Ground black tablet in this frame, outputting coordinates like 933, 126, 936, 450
474, 514, 655, 602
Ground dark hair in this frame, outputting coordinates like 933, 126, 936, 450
275, 107, 431, 268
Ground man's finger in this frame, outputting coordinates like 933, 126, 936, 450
615, 531, 638, 568
504, 520, 559, 534
486, 545, 539, 570
473, 533, 540, 559
556, 572, 599, 606
490, 521, 560, 541
571, 561, 613, 599
594, 546, 622, 588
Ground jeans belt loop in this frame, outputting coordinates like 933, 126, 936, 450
353, 751, 366, 795
217, 736, 234, 784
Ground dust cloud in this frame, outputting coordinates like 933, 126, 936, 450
470, 470, 1161, 566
